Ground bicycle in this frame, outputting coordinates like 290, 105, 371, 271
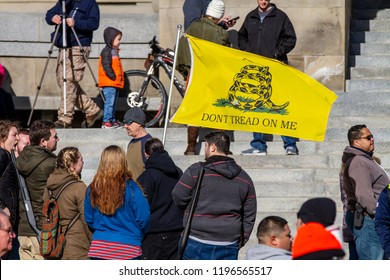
124, 36, 186, 127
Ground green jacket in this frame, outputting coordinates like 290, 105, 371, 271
17, 145, 56, 236
177, 17, 231, 75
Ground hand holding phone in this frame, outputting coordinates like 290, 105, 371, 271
227, 16, 240, 23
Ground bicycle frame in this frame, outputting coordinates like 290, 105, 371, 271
148, 54, 186, 98
124, 36, 187, 127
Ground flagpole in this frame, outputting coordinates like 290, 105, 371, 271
162, 24, 182, 145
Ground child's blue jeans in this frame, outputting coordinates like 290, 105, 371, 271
102, 86, 119, 122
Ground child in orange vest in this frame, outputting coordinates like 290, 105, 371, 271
98, 27, 124, 128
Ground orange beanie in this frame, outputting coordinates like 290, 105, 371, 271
292, 222, 345, 260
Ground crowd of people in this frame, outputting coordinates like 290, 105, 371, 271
0, 0, 389, 261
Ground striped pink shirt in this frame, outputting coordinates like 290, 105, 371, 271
88, 240, 142, 260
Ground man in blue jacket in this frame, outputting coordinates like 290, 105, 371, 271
46, 0, 103, 129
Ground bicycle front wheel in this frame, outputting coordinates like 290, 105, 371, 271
124, 69, 168, 127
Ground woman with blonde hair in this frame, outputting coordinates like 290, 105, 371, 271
44, 146, 91, 259
84, 145, 150, 260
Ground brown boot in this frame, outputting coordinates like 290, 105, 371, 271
184, 126, 199, 155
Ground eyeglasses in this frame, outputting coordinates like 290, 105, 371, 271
123, 120, 133, 126
0, 228, 15, 236
360, 134, 374, 141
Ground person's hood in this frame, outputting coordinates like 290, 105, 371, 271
103, 27, 122, 48
342, 145, 372, 164
204, 155, 242, 179
246, 244, 292, 260
46, 168, 77, 192
17, 145, 56, 176
144, 150, 182, 179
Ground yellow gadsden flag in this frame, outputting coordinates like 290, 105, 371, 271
171, 36, 338, 141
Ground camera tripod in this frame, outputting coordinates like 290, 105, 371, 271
27, 0, 104, 126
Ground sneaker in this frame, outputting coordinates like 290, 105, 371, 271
54, 120, 71, 129
240, 148, 267, 155
285, 146, 299, 155
81, 109, 104, 128
101, 121, 117, 129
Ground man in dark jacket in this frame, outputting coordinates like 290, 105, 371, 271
172, 131, 257, 260
46, 0, 102, 128
342, 124, 389, 260
137, 138, 183, 260
16, 120, 58, 260
238, 0, 299, 156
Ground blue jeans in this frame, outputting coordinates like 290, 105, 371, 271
102, 87, 119, 122
182, 238, 238, 260
250, 132, 298, 151
346, 210, 384, 260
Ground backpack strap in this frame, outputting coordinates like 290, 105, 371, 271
48, 180, 78, 199
49, 180, 80, 233
64, 212, 81, 234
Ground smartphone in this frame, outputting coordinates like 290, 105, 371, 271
227, 16, 240, 23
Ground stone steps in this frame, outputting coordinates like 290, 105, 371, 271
349, 67, 390, 79
347, 3, 390, 92
350, 43, 390, 55
349, 55, 390, 67
353, 9, 390, 20
351, 19, 390, 31
346, 79, 390, 91
350, 31, 390, 44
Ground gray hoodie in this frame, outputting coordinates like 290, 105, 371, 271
246, 244, 292, 260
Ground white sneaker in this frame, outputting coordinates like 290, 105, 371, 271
285, 146, 299, 155
240, 148, 267, 155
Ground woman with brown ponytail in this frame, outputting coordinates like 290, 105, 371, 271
43, 147, 92, 259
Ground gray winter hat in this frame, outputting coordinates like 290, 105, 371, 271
123, 107, 146, 126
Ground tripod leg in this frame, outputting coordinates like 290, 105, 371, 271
70, 26, 106, 103
27, 24, 61, 127
62, 0, 68, 115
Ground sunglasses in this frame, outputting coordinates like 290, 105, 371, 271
123, 120, 134, 126
360, 134, 374, 141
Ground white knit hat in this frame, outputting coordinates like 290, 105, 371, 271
206, 0, 225, 19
